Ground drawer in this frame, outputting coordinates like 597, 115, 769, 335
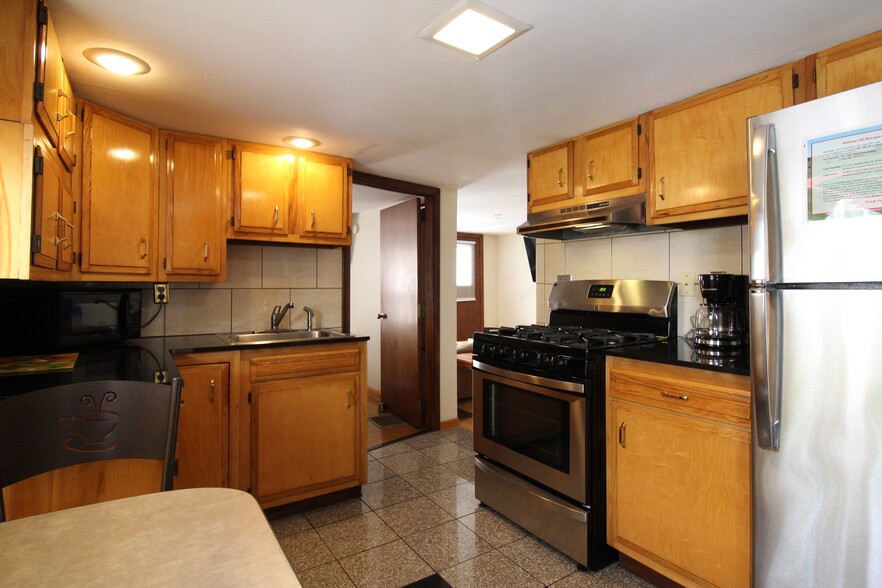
249, 347, 361, 382
607, 357, 751, 427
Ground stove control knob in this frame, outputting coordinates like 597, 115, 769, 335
512, 349, 526, 363
495, 346, 510, 359
538, 353, 550, 369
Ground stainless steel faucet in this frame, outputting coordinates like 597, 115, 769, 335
270, 303, 295, 330
303, 306, 315, 331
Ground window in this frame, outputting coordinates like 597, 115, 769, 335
456, 240, 476, 301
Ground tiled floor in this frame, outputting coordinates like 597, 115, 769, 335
270, 427, 654, 588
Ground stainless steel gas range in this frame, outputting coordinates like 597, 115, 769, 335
472, 279, 677, 569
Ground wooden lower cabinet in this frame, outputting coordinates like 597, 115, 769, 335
606, 357, 751, 588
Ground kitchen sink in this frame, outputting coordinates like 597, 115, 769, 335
224, 329, 349, 344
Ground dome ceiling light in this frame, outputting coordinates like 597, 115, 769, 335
83, 48, 151, 76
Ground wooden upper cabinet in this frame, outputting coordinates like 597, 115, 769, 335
648, 64, 795, 224
81, 102, 158, 277
814, 29, 882, 98
160, 131, 227, 281
32, 143, 74, 272
297, 154, 351, 241
55, 67, 76, 170
231, 142, 295, 236
574, 117, 646, 203
528, 141, 574, 211
34, 2, 61, 149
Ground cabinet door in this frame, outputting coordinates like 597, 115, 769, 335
81, 103, 157, 276
528, 141, 574, 210
251, 373, 360, 504
31, 145, 74, 271
175, 363, 229, 489
34, 2, 61, 148
231, 143, 294, 235
650, 65, 794, 223
162, 132, 226, 279
574, 119, 642, 201
815, 30, 882, 98
610, 401, 750, 588
297, 156, 349, 240
56, 68, 76, 171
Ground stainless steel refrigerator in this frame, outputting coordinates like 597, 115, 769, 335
748, 81, 882, 587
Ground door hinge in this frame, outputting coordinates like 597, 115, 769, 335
165, 138, 169, 150
418, 398, 426, 417
637, 167, 642, 180
73, 201, 77, 213
31, 234, 41, 253
247, 391, 252, 404
527, 192, 531, 202
347, 166, 352, 177
33, 81, 44, 103
526, 158, 531, 169
37, 3, 48, 25
418, 203, 426, 222
33, 147, 44, 175
812, 67, 817, 83
230, 215, 235, 227
417, 303, 425, 319
231, 148, 237, 160
163, 257, 167, 269
173, 459, 179, 476
637, 123, 642, 136
792, 73, 799, 89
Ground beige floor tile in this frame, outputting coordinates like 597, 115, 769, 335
303, 498, 371, 528
441, 550, 542, 588
440, 428, 473, 445
404, 520, 494, 572
339, 540, 434, 588
427, 482, 481, 518
549, 563, 655, 587
270, 513, 312, 538
315, 512, 399, 559
367, 460, 397, 483
443, 457, 476, 483
375, 496, 454, 537
378, 450, 440, 474
296, 561, 355, 588
400, 464, 467, 494
360, 476, 423, 510
369, 441, 414, 459
404, 431, 450, 450
277, 529, 336, 573
420, 443, 475, 464
499, 536, 578, 585
459, 509, 526, 548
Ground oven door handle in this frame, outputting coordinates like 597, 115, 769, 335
472, 361, 585, 395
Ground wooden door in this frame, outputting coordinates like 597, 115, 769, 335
162, 132, 226, 278
610, 401, 750, 588
815, 30, 882, 98
574, 119, 641, 199
231, 143, 294, 235
34, 2, 62, 148
175, 363, 229, 489
298, 155, 349, 240
528, 141, 573, 210
456, 233, 483, 341
81, 103, 157, 276
380, 198, 424, 428
251, 373, 359, 502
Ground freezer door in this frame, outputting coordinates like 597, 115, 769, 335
752, 289, 882, 587
748, 81, 882, 284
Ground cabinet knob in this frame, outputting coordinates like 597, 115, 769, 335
210, 379, 216, 402
346, 389, 352, 408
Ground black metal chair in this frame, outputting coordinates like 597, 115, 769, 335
0, 378, 182, 521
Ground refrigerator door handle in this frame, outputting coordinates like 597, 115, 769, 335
751, 287, 781, 450
749, 123, 781, 283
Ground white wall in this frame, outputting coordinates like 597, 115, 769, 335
494, 233, 536, 326
482, 236, 498, 328
439, 189, 458, 424
349, 209, 382, 390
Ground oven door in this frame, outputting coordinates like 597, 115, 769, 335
473, 361, 586, 504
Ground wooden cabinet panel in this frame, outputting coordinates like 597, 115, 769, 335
528, 141, 574, 211
298, 155, 349, 240
55, 68, 76, 170
175, 362, 229, 490
249, 347, 361, 382
574, 118, 643, 200
815, 30, 882, 98
34, 2, 62, 149
81, 103, 158, 276
251, 373, 360, 502
649, 65, 794, 224
161, 132, 226, 280
0, 0, 36, 124
31, 144, 74, 271
231, 142, 294, 236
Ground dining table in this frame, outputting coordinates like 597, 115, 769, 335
0, 487, 301, 587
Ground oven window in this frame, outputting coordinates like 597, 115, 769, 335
482, 380, 570, 473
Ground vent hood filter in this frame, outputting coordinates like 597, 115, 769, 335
517, 194, 663, 240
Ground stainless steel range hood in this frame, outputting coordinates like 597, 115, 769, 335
517, 194, 662, 240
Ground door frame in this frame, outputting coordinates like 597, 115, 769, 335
342, 171, 441, 430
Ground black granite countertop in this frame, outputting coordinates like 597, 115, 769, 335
604, 337, 750, 376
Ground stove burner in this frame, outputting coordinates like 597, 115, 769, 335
480, 325, 657, 349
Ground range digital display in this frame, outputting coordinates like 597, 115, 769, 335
587, 285, 614, 299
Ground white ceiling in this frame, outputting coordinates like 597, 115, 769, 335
50, 0, 882, 235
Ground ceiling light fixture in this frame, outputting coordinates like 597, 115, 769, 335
83, 48, 151, 76
420, 0, 531, 60
283, 136, 321, 149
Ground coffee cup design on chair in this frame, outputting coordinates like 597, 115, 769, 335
59, 391, 119, 453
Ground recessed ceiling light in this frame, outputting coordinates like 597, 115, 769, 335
83, 48, 151, 76
283, 136, 321, 149
420, 0, 531, 59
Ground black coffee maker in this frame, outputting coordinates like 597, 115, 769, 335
691, 273, 749, 355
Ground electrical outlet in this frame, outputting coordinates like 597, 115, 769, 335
153, 283, 169, 304
680, 272, 694, 297
153, 370, 168, 383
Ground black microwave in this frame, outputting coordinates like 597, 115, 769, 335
0, 287, 142, 355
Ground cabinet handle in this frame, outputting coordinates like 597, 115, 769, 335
210, 379, 215, 403
661, 391, 689, 401
64, 130, 76, 138
377, 313, 388, 319
58, 88, 71, 99
204, 243, 210, 261
557, 168, 565, 188
588, 160, 595, 182
658, 176, 666, 201
272, 205, 279, 225
346, 389, 352, 408
310, 210, 316, 229
140, 238, 149, 259
56, 110, 75, 122
50, 212, 74, 248
618, 422, 626, 448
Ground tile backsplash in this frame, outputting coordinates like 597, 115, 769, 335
140, 243, 343, 337
535, 225, 748, 337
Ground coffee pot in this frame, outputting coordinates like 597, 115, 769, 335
691, 273, 748, 353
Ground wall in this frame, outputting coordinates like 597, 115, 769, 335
535, 225, 749, 336
349, 209, 382, 391
492, 233, 537, 326
139, 242, 343, 337
481, 235, 498, 329
439, 189, 458, 424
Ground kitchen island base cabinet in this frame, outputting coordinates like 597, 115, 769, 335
606, 357, 751, 588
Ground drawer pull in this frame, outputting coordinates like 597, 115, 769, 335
658, 176, 666, 201
346, 389, 352, 408
557, 168, 565, 188
272, 205, 279, 225
210, 379, 215, 402
618, 422, 626, 448
661, 391, 689, 401
588, 160, 595, 182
